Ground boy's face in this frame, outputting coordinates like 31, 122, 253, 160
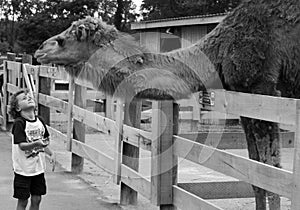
16, 92, 36, 111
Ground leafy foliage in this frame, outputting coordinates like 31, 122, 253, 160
0, 0, 138, 54
141, 0, 242, 20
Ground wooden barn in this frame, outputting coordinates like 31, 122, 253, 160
131, 13, 240, 129
131, 13, 226, 53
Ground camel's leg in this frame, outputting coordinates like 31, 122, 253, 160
240, 117, 281, 210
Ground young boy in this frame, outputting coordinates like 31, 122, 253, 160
9, 89, 54, 210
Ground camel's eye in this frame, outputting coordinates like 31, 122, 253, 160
56, 37, 65, 47
71, 30, 76, 36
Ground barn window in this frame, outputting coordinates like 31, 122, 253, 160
160, 27, 181, 52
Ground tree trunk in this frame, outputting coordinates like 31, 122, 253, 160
114, 0, 124, 31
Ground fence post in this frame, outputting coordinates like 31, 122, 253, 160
1, 61, 8, 130
291, 100, 300, 209
120, 98, 142, 205
66, 76, 75, 151
38, 68, 51, 126
151, 100, 178, 210
21, 54, 33, 91
114, 99, 124, 184
71, 84, 87, 173
7, 52, 16, 62
105, 94, 114, 119
21, 54, 32, 64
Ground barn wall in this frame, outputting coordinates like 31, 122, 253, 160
181, 25, 207, 48
140, 30, 160, 53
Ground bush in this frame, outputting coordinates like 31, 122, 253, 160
0, 41, 9, 53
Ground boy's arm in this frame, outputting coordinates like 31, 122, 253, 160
44, 146, 53, 156
19, 139, 48, 151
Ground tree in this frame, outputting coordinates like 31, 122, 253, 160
114, 0, 139, 31
141, 0, 242, 20
0, 0, 139, 54
16, 0, 101, 54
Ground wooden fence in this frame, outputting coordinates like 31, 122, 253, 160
1, 59, 300, 209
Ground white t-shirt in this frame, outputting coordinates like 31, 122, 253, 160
12, 116, 49, 176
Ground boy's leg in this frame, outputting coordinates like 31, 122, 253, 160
29, 173, 46, 210
17, 199, 28, 210
29, 195, 41, 210
13, 173, 31, 210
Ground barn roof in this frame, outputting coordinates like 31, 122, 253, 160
131, 13, 227, 30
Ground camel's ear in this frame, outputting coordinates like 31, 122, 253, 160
76, 24, 88, 41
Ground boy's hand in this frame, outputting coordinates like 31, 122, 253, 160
42, 137, 50, 145
34, 139, 49, 147
49, 153, 56, 171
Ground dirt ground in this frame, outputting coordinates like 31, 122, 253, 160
49, 127, 293, 210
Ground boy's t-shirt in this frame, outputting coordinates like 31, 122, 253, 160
12, 116, 50, 176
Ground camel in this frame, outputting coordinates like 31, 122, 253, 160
34, 0, 300, 209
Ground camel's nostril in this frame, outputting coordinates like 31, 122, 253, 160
38, 43, 45, 50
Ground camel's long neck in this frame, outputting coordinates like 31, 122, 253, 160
71, 28, 224, 99
159, 34, 223, 91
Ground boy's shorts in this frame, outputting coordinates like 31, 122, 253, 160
13, 173, 46, 200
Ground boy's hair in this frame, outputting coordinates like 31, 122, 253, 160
9, 89, 30, 119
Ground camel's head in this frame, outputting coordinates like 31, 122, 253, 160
34, 16, 118, 66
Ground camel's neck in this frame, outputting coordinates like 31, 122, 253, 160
162, 36, 223, 90
70, 30, 224, 99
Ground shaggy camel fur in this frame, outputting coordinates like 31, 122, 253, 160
35, 0, 300, 209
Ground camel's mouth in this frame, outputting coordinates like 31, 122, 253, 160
34, 52, 48, 63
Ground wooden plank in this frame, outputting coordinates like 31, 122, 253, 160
113, 100, 124, 184
177, 93, 201, 120
7, 53, 16, 61
122, 125, 152, 151
131, 14, 225, 30
6, 61, 20, 70
38, 93, 68, 114
140, 109, 202, 120
181, 25, 208, 48
178, 181, 254, 200
74, 79, 94, 90
72, 105, 115, 134
211, 90, 297, 125
38, 76, 51, 125
105, 94, 114, 119
173, 186, 223, 210
179, 131, 295, 149
22, 65, 34, 96
22, 54, 32, 64
121, 164, 151, 200
66, 77, 75, 151
121, 99, 142, 205
291, 100, 300, 209
16, 62, 22, 88
151, 101, 176, 207
35, 68, 40, 106
71, 139, 115, 173
2, 61, 8, 130
6, 83, 19, 94
173, 136, 293, 198
39, 65, 69, 80
51, 90, 105, 100
71, 84, 86, 174
47, 126, 68, 144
